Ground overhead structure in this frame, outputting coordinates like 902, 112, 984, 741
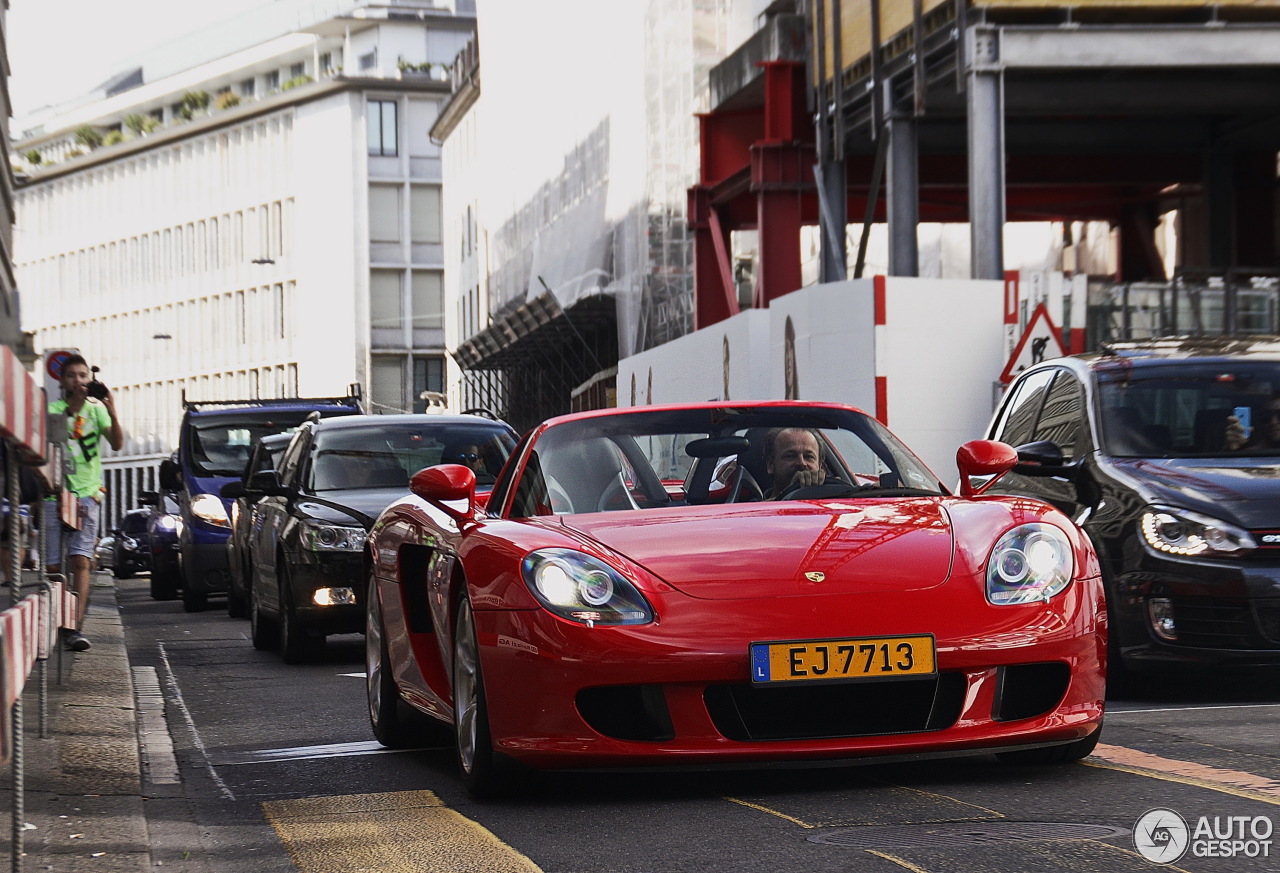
692, 0, 1280, 328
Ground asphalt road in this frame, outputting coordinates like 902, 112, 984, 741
116, 576, 1280, 873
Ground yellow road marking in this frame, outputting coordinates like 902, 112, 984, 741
864, 849, 935, 872
1088, 743, 1280, 806
262, 790, 544, 873
723, 796, 816, 827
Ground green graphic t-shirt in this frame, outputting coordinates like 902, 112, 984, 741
48, 398, 113, 498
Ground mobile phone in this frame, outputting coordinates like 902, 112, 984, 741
1234, 405, 1252, 437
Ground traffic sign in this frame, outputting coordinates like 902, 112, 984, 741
999, 304, 1065, 384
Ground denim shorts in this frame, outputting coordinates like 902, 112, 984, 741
44, 497, 101, 561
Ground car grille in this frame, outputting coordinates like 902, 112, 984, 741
703, 673, 965, 742
1170, 597, 1280, 649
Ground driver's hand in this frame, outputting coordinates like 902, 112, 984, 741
787, 469, 826, 491
1224, 416, 1247, 451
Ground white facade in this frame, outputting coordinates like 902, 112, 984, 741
13, 1, 473, 524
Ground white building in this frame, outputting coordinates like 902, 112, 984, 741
12, 0, 474, 523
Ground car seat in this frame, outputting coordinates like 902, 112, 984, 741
1193, 407, 1232, 452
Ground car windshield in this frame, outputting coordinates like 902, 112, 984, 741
186, 412, 320, 476
310, 421, 517, 492
1097, 360, 1280, 457
504, 405, 942, 517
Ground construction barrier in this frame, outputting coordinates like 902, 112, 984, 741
0, 580, 67, 764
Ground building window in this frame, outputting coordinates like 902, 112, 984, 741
359, 49, 377, 71
370, 270, 403, 329
239, 78, 255, 97
411, 271, 443, 328
413, 357, 445, 412
265, 70, 280, 91
290, 62, 305, 79
367, 100, 397, 156
369, 185, 402, 243
320, 52, 333, 74
410, 186, 441, 244
371, 355, 406, 414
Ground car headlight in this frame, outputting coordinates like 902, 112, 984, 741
120, 536, 137, 549
191, 493, 231, 528
521, 548, 654, 626
1140, 506, 1256, 558
985, 523, 1073, 605
157, 515, 177, 531
301, 519, 367, 552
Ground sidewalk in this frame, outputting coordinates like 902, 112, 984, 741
4, 571, 152, 872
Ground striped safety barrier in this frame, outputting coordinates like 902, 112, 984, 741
0, 580, 67, 763
0, 344, 47, 464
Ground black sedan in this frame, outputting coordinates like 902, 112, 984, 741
111, 509, 152, 579
246, 413, 517, 663
221, 432, 293, 618
985, 336, 1280, 695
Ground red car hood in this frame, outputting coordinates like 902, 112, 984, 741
562, 499, 955, 600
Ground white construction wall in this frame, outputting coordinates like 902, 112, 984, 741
618, 277, 1007, 479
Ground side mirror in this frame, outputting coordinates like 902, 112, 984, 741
1012, 439, 1082, 479
956, 440, 1018, 498
249, 469, 288, 497
138, 490, 158, 506
409, 464, 477, 525
220, 481, 246, 500
158, 459, 182, 492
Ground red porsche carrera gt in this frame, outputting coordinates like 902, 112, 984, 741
364, 401, 1106, 797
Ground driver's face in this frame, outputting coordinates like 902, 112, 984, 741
768, 429, 820, 491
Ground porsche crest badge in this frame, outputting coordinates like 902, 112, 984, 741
804, 571, 826, 583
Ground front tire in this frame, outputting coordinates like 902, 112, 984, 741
367, 573, 412, 747
249, 567, 278, 650
182, 584, 208, 612
278, 563, 322, 664
149, 569, 179, 601
453, 596, 512, 799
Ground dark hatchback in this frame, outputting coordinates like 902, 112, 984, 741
140, 489, 182, 600
111, 509, 152, 579
221, 432, 293, 618
247, 413, 517, 663
985, 337, 1280, 694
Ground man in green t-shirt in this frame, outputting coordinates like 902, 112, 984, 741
48, 354, 123, 652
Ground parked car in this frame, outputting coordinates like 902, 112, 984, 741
985, 337, 1280, 695
158, 394, 362, 613
221, 432, 293, 618
95, 535, 115, 573
140, 489, 183, 601
249, 413, 518, 663
110, 508, 152, 579
365, 401, 1105, 798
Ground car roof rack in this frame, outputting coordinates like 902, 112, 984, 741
181, 390, 362, 413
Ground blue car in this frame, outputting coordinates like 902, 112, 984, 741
158, 394, 362, 612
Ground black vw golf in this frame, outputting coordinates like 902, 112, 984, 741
986, 336, 1280, 695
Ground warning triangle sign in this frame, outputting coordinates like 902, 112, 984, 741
999, 303, 1066, 384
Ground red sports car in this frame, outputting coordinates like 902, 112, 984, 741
365, 401, 1106, 797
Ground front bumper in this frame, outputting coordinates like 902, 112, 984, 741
471, 575, 1106, 770
1113, 549, 1280, 669
287, 553, 364, 636
182, 540, 229, 594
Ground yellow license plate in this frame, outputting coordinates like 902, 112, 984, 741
750, 635, 936, 683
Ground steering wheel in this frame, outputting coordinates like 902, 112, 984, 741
778, 478, 864, 501
725, 464, 764, 503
